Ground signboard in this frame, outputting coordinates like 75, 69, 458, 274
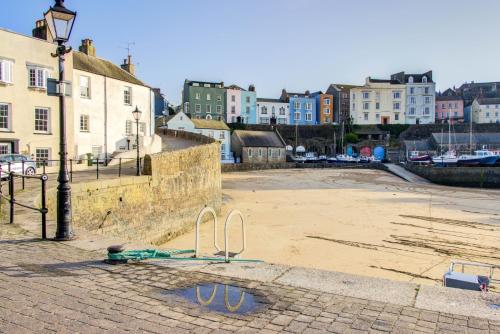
47, 79, 72, 97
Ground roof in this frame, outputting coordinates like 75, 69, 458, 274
233, 130, 285, 148
431, 132, 500, 145
391, 71, 434, 84
368, 78, 401, 84
257, 98, 285, 103
326, 84, 361, 93
476, 97, 500, 105
191, 119, 230, 131
73, 52, 146, 86
436, 95, 463, 102
184, 79, 224, 88
403, 139, 431, 151
226, 84, 246, 91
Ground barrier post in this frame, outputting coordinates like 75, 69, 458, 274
9, 173, 14, 224
21, 160, 25, 190
41, 175, 48, 239
96, 159, 99, 179
69, 159, 73, 183
118, 158, 122, 177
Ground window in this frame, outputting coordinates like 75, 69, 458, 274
260, 117, 270, 124
246, 96, 250, 103
409, 107, 416, 115
486, 112, 490, 118
0, 59, 13, 84
352, 93, 356, 99
217, 105, 223, 114
410, 87, 414, 94
364, 113, 368, 121
294, 112, 301, 121
375, 114, 380, 120
408, 76, 414, 83
324, 98, 331, 105
294, 101, 300, 109
35, 148, 50, 166
424, 87, 429, 94
217, 95, 221, 102
455, 112, 459, 117
410, 97, 416, 104
393, 91, 401, 99
305, 102, 312, 111
363, 92, 370, 99
258, 148, 263, 157
219, 132, 225, 139
442, 103, 446, 109
455, 103, 459, 109
393, 102, 400, 110
80, 76, 90, 98
206, 94, 211, 101
424, 107, 430, 115
352, 103, 355, 111
195, 93, 201, 100
206, 105, 212, 113
248, 148, 252, 157
324, 108, 330, 114
0, 103, 10, 131
34, 108, 49, 133
231, 95, 235, 102
80, 114, 89, 132
363, 102, 369, 110
125, 120, 133, 135
123, 86, 132, 105
0, 143, 10, 154
279, 107, 285, 115
376, 102, 380, 110
28, 67, 48, 89
195, 104, 201, 113
231, 106, 235, 114
395, 113, 399, 121
246, 106, 250, 114
207, 130, 214, 138
422, 76, 428, 83
305, 112, 312, 121
425, 97, 431, 104
261, 106, 267, 114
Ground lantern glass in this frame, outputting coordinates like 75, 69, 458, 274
44, 1, 76, 43
132, 107, 142, 121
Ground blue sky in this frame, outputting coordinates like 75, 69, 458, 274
2, 0, 500, 104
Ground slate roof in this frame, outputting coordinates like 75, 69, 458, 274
403, 139, 431, 151
185, 79, 224, 88
73, 52, 146, 86
431, 132, 500, 145
477, 98, 500, 105
227, 84, 246, 91
368, 78, 402, 85
257, 98, 284, 103
192, 119, 230, 131
233, 130, 286, 148
436, 95, 463, 102
391, 71, 434, 84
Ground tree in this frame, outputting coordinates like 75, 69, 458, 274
344, 132, 359, 143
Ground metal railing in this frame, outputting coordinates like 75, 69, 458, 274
0, 171, 48, 239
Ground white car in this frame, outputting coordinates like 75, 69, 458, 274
0, 154, 37, 178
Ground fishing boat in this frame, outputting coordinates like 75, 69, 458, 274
336, 154, 358, 163
432, 151, 458, 166
457, 149, 500, 166
408, 151, 431, 163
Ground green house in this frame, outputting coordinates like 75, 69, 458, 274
182, 80, 226, 121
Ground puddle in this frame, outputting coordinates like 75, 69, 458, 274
163, 283, 263, 314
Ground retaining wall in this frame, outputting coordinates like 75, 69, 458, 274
222, 162, 389, 173
47, 142, 222, 245
405, 164, 500, 188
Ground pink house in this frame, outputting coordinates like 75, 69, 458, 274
435, 88, 464, 123
226, 85, 243, 123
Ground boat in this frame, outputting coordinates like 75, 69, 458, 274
432, 151, 458, 166
336, 154, 358, 163
326, 156, 337, 163
457, 149, 500, 166
317, 155, 327, 162
293, 156, 307, 163
358, 156, 372, 164
408, 151, 431, 163
304, 152, 319, 163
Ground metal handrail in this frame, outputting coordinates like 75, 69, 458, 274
449, 260, 499, 284
224, 210, 246, 263
195, 206, 221, 258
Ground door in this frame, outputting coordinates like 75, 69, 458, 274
381, 116, 390, 125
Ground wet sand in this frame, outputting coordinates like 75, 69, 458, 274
164, 169, 500, 288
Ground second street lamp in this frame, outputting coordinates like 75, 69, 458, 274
132, 106, 142, 176
44, 0, 77, 240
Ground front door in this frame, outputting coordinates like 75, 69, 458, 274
381, 116, 390, 125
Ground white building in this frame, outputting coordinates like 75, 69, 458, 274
256, 98, 289, 124
163, 111, 232, 162
471, 98, 500, 124
350, 78, 406, 125
72, 39, 160, 160
391, 71, 436, 125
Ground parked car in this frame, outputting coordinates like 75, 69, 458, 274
0, 154, 37, 177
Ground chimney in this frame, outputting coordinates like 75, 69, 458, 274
79, 39, 96, 57
32, 19, 52, 42
121, 55, 135, 76
248, 84, 255, 92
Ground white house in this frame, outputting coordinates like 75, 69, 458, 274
256, 98, 289, 124
72, 39, 160, 160
471, 98, 500, 124
164, 111, 232, 162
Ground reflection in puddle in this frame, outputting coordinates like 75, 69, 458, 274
166, 284, 263, 314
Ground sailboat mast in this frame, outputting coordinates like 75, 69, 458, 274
469, 112, 473, 154
448, 118, 451, 153
341, 121, 345, 154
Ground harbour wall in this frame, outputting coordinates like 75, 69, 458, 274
47, 140, 222, 245
404, 164, 500, 188
222, 162, 389, 173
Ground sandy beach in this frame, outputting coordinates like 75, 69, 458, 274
164, 168, 500, 288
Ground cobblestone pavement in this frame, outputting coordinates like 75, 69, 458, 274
0, 224, 499, 333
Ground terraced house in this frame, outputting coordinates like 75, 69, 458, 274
182, 80, 225, 121
225, 84, 256, 124
281, 89, 317, 125
256, 98, 289, 125
311, 91, 334, 124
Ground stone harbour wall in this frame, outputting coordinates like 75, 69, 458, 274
47, 142, 222, 245
405, 164, 500, 188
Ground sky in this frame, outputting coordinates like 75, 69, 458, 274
2, 0, 500, 104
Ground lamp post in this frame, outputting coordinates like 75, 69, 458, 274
132, 106, 142, 176
44, 0, 77, 241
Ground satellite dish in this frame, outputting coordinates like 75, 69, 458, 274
296, 146, 306, 153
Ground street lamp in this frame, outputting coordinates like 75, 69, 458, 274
132, 106, 142, 176
45, 0, 77, 241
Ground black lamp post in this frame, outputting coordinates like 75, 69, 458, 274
132, 106, 142, 176
44, 0, 76, 241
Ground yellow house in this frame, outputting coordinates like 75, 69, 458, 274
0, 23, 74, 162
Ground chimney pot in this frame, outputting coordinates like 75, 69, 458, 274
79, 39, 96, 57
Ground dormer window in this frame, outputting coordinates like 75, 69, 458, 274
422, 76, 428, 83
408, 76, 414, 83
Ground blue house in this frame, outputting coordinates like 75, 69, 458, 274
280, 89, 317, 125
241, 85, 257, 124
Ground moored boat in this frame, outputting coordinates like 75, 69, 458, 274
457, 150, 499, 166
432, 151, 458, 166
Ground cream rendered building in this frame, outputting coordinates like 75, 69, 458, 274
471, 98, 500, 124
350, 77, 406, 125
0, 26, 74, 162
72, 40, 159, 160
